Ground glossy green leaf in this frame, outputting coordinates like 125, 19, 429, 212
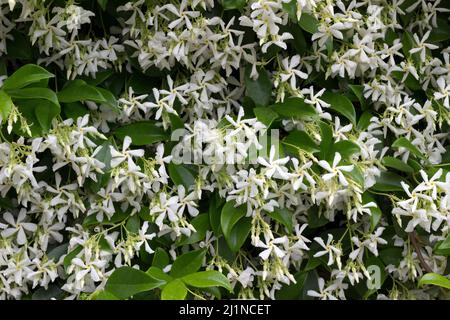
0, 90, 13, 123
270, 97, 317, 120
2, 64, 54, 90
92, 290, 120, 300
318, 120, 333, 160
170, 248, 206, 278
418, 273, 450, 290
152, 248, 170, 269
349, 84, 366, 109
382, 156, 414, 173
168, 163, 196, 190
161, 279, 187, 300
63, 246, 82, 271
225, 217, 251, 252
57, 80, 107, 104
434, 234, 450, 256
220, 201, 247, 237
321, 91, 356, 125
283, 130, 320, 154
105, 267, 165, 299
392, 137, 425, 159
182, 271, 232, 291
245, 67, 272, 107
356, 110, 373, 131
114, 121, 168, 145
253, 107, 278, 128
372, 171, 407, 192
97, 0, 108, 10
146, 266, 173, 283
298, 13, 319, 34
331, 140, 360, 160
267, 208, 293, 231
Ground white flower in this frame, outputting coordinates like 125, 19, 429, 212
307, 277, 338, 300
434, 77, 450, 109
257, 145, 291, 180
318, 152, 354, 186
134, 221, 156, 254
409, 31, 439, 62
279, 55, 308, 89
1, 210, 37, 245
313, 234, 342, 269
257, 236, 289, 260
110, 136, 144, 168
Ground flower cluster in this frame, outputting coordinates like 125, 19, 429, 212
0, 0, 449, 300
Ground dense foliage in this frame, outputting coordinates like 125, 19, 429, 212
0, 0, 449, 300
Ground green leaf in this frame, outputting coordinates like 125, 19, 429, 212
57, 80, 107, 104
114, 121, 168, 145
283, 130, 320, 154
429, 18, 450, 43
221, 0, 246, 10
96, 87, 119, 111
182, 271, 232, 291
225, 217, 251, 252
298, 13, 319, 34
267, 208, 293, 231
357, 111, 373, 131
161, 279, 187, 300
379, 247, 403, 266
402, 31, 420, 64
97, 0, 108, 10
63, 102, 89, 120
282, 0, 298, 21
152, 248, 170, 269
331, 140, 360, 160
321, 91, 356, 125
209, 193, 224, 236
418, 273, 450, 290
92, 290, 120, 300
220, 201, 247, 238
169, 113, 184, 131
346, 165, 365, 188
8, 88, 61, 133
0, 90, 13, 123
434, 234, 450, 256
349, 84, 366, 109
318, 120, 333, 160
270, 97, 317, 120
170, 248, 206, 278
307, 206, 329, 229
105, 267, 165, 299
245, 67, 272, 107
392, 137, 425, 159
7, 87, 59, 108
146, 266, 173, 283
253, 107, 278, 128
382, 156, 414, 173
372, 171, 406, 192
125, 214, 140, 233
2, 64, 54, 90
31, 285, 64, 300
168, 163, 196, 190
63, 246, 83, 271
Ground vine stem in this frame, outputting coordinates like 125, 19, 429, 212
409, 230, 433, 274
